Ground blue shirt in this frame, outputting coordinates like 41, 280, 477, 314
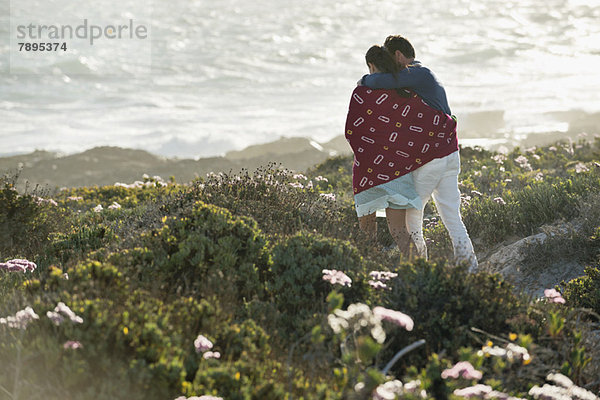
361, 61, 452, 115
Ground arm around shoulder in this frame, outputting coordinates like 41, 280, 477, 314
361, 68, 423, 89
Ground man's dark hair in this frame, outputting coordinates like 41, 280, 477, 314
384, 35, 415, 59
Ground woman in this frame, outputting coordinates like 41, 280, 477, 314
346, 45, 459, 256
357, 45, 419, 255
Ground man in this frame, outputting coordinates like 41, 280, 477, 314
361, 35, 478, 272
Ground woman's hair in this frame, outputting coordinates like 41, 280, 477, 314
365, 45, 399, 74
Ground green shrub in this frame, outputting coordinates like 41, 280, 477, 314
7, 275, 220, 400
46, 224, 116, 265
562, 265, 600, 315
139, 201, 270, 302
191, 166, 361, 243
380, 259, 527, 371
463, 172, 600, 245
268, 232, 369, 336
189, 320, 285, 400
0, 176, 66, 258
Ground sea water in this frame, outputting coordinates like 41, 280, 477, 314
1, 0, 599, 158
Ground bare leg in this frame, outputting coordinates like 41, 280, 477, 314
358, 212, 377, 242
385, 208, 412, 257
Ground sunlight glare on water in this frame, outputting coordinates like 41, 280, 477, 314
1, 0, 599, 158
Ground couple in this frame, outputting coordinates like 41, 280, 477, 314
345, 35, 478, 272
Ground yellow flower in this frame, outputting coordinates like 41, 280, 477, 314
509, 333, 517, 341
235, 372, 241, 380
486, 340, 493, 348
523, 356, 532, 365
123, 327, 129, 335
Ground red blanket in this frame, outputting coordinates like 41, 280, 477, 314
345, 86, 459, 195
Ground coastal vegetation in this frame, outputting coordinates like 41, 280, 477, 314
1, 138, 600, 399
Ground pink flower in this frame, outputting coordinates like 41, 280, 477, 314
491, 154, 506, 164
202, 351, 221, 359
441, 361, 483, 380
0, 259, 37, 273
194, 334, 213, 353
108, 202, 121, 210
544, 288, 566, 304
34, 196, 58, 206
322, 269, 352, 287
174, 397, 223, 400
63, 340, 83, 350
93, 204, 104, 212
514, 155, 532, 171
289, 182, 304, 189
453, 384, 492, 398
373, 306, 414, 331
67, 196, 83, 201
493, 197, 506, 205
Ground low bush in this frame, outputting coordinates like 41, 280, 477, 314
138, 201, 270, 303
0, 175, 67, 258
562, 265, 600, 316
380, 260, 528, 370
268, 232, 370, 336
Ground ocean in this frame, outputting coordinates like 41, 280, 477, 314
1, 0, 600, 158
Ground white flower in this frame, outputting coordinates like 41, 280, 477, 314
0, 306, 40, 329
373, 380, 404, 400
327, 303, 386, 343
319, 193, 336, 201
574, 162, 589, 173
47, 302, 84, 326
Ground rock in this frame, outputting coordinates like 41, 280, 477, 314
480, 222, 586, 297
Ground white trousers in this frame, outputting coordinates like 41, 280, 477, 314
406, 150, 478, 272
